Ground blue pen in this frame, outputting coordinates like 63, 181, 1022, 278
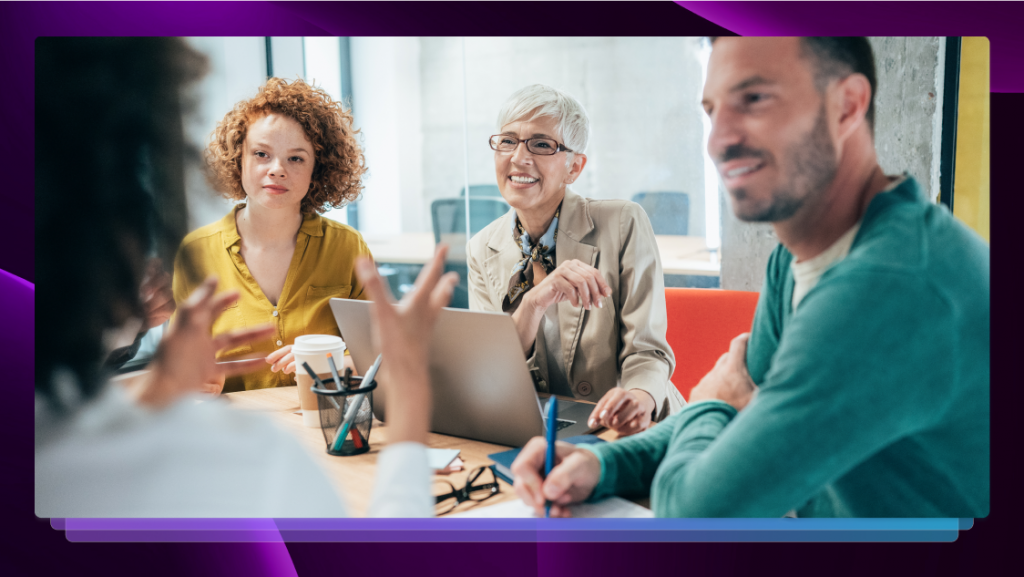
544, 396, 558, 518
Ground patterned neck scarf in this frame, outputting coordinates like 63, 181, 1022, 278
502, 206, 560, 314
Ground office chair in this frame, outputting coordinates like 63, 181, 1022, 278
631, 192, 690, 236
664, 287, 760, 400
430, 197, 511, 308
430, 197, 510, 244
459, 184, 503, 198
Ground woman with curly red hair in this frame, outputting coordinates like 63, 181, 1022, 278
173, 78, 371, 393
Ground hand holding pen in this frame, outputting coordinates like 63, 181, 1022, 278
509, 435, 603, 518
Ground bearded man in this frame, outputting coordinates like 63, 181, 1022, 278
510, 37, 989, 518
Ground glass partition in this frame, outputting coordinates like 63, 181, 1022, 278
127, 35, 721, 367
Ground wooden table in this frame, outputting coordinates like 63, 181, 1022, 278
223, 386, 619, 517
366, 233, 720, 276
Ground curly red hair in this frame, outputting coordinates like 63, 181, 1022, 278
206, 77, 366, 215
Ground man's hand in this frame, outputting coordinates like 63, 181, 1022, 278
354, 245, 459, 445
688, 333, 758, 411
135, 277, 274, 408
139, 258, 176, 330
588, 388, 656, 436
510, 438, 603, 517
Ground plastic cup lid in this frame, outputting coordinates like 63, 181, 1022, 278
292, 334, 345, 353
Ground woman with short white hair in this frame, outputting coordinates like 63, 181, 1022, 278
467, 84, 685, 436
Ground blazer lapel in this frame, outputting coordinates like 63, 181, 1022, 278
555, 189, 597, 377
484, 211, 521, 305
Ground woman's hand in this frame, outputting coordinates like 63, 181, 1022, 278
265, 344, 357, 376
200, 373, 227, 396
354, 245, 459, 445
140, 258, 176, 330
525, 259, 612, 313
135, 277, 274, 408
588, 388, 656, 436
266, 345, 296, 374
511, 260, 613, 353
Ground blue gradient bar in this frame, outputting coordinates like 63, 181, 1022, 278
62, 517, 961, 543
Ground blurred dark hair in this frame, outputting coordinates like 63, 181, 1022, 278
800, 38, 877, 132
708, 37, 877, 133
36, 38, 207, 409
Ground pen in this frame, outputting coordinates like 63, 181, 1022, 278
303, 361, 340, 410
544, 396, 557, 518
332, 354, 382, 452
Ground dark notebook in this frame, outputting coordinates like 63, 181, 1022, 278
487, 435, 606, 485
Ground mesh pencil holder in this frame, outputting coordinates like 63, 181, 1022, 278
312, 376, 377, 457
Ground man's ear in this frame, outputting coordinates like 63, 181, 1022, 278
834, 73, 872, 144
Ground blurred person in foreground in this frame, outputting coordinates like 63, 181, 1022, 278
174, 77, 371, 394
511, 37, 989, 517
35, 37, 455, 518
467, 85, 686, 437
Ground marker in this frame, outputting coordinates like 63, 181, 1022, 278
349, 427, 364, 449
326, 352, 343, 390
544, 396, 558, 518
332, 354, 382, 452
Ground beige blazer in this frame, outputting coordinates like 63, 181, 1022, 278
466, 188, 686, 421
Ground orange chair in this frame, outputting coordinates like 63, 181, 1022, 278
665, 288, 760, 401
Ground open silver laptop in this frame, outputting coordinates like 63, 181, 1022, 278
329, 299, 597, 447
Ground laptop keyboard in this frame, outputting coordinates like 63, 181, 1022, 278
552, 418, 577, 430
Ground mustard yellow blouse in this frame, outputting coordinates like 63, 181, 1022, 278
172, 205, 371, 392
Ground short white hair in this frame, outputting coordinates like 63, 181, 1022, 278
496, 84, 590, 168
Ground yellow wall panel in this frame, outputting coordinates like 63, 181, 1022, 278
953, 37, 990, 242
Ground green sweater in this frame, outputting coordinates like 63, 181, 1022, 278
586, 177, 989, 517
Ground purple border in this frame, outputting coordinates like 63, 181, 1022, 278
678, 1, 1023, 93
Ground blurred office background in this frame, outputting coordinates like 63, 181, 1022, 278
183, 37, 722, 311
123, 36, 986, 365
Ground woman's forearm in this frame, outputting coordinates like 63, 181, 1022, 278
384, 374, 432, 445
511, 295, 545, 354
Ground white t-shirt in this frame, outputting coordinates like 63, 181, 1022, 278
791, 175, 906, 311
35, 373, 433, 518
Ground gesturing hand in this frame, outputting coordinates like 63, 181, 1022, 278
510, 438, 602, 518
526, 259, 612, 312
135, 276, 274, 408
688, 333, 758, 411
139, 258, 176, 330
354, 244, 460, 445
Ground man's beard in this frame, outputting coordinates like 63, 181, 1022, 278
728, 106, 838, 223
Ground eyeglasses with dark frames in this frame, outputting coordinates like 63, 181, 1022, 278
489, 134, 574, 156
433, 465, 502, 515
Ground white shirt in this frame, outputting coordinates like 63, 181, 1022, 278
791, 175, 906, 311
791, 222, 862, 311
35, 373, 433, 518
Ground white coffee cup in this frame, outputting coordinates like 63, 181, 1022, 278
292, 334, 347, 427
